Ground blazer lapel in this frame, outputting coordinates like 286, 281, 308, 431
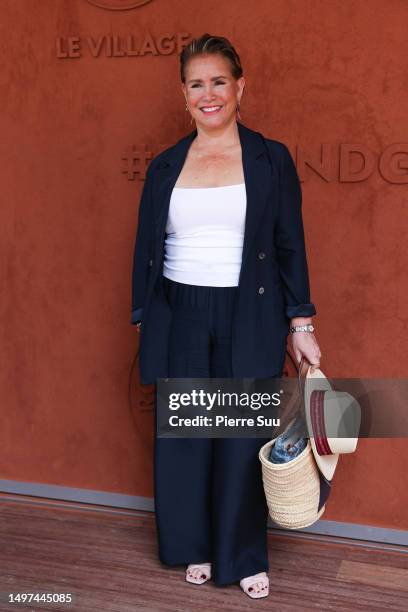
237, 122, 273, 284
151, 130, 196, 245
151, 121, 274, 286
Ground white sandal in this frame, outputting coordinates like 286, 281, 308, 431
240, 571, 269, 599
185, 562, 212, 585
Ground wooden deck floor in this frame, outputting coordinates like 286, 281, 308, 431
0, 497, 407, 611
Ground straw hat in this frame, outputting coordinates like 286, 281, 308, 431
304, 366, 361, 481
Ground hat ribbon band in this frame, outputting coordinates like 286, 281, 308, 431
310, 389, 332, 456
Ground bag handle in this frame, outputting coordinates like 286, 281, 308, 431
275, 351, 311, 436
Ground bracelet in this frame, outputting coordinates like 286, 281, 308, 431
290, 324, 314, 333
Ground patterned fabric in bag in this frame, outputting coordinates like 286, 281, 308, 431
269, 417, 307, 463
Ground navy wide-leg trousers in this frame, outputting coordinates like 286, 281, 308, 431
153, 275, 272, 586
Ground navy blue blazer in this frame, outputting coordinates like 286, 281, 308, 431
131, 121, 316, 385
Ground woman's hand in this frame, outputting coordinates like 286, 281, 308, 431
290, 332, 321, 373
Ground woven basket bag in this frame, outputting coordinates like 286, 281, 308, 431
258, 355, 327, 529
259, 420, 326, 529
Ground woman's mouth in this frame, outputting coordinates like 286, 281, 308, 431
200, 105, 223, 114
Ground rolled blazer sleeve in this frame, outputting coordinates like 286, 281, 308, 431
274, 144, 317, 319
130, 163, 154, 325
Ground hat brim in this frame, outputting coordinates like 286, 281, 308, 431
304, 366, 339, 481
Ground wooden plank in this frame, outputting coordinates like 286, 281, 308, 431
337, 560, 408, 591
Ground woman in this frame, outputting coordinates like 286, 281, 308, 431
131, 34, 321, 599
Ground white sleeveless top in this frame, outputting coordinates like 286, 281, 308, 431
163, 183, 247, 286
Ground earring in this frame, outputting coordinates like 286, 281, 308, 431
236, 100, 242, 121
185, 103, 194, 125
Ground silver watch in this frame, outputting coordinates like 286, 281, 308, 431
290, 324, 315, 333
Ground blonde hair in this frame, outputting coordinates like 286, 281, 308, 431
180, 33, 243, 83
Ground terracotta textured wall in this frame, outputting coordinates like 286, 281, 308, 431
1, 0, 407, 530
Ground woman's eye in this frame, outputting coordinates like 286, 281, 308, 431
190, 81, 225, 88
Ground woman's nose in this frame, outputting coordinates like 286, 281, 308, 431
202, 86, 217, 99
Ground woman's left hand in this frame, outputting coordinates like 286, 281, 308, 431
290, 332, 321, 373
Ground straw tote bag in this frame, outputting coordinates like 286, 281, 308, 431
258, 356, 330, 529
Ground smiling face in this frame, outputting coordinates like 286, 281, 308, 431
182, 53, 245, 130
